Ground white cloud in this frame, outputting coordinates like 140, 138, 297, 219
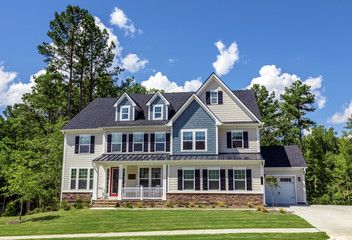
110, 7, 141, 36
212, 41, 239, 76
168, 58, 175, 63
303, 128, 312, 136
141, 72, 202, 92
247, 65, 326, 109
121, 54, 149, 73
328, 100, 352, 124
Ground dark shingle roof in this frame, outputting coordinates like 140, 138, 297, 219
261, 145, 307, 168
232, 90, 262, 122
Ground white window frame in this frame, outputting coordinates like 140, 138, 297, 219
133, 132, 144, 152
182, 167, 195, 191
181, 129, 207, 152
231, 130, 244, 149
69, 167, 94, 191
120, 106, 130, 121
79, 134, 90, 154
155, 131, 166, 152
210, 90, 218, 104
111, 133, 122, 153
207, 167, 220, 191
138, 167, 162, 187
153, 104, 163, 120
233, 167, 247, 191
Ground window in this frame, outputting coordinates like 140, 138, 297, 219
208, 169, 220, 190
70, 169, 77, 190
234, 169, 246, 190
181, 130, 207, 151
120, 106, 130, 121
210, 91, 218, 104
78, 169, 88, 189
183, 169, 194, 190
106, 168, 110, 194
89, 169, 94, 190
280, 178, 292, 182
112, 133, 122, 152
139, 167, 162, 187
151, 168, 161, 187
70, 168, 94, 191
133, 133, 143, 152
155, 132, 166, 152
139, 168, 149, 187
232, 131, 243, 148
79, 135, 90, 153
153, 104, 163, 120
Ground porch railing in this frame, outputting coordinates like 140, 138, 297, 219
122, 187, 163, 200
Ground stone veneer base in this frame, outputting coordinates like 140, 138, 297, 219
62, 192, 92, 203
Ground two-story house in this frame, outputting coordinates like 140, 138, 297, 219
60, 73, 307, 207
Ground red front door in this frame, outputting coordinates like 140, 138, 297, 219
110, 167, 119, 197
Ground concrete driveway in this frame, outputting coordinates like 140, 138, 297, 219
286, 205, 352, 240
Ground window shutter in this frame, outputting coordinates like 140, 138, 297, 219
107, 134, 112, 153
166, 133, 170, 152
128, 134, 133, 152
218, 91, 223, 104
90, 136, 95, 153
122, 134, 127, 152
144, 134, 149, 152
202, 169, 208, 190
206, 91, 210, 104
150, 134, 155, 152
243, 131, 249, 148
227, 132, 232, 148
246, 169, 252, 191
261, 176, 263, 185
220, 169, 226, 190
75, 136, 79, 154
195, 169, 200, 190
177, 169, 182, 190
228, 169, 234, 190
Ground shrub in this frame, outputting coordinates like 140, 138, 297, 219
211, 204, 216, 208
198, 204, 204, 208
125, 203, 133, 208
45, 206, 52, 212
217, 201, 225, 207
184, 203, 189, 208
60, 201, 68, 209
165, 201, 171, 207
176, 201, 183, 207
3, 201, 18, 217
137, 203, 143, 208
74, 198, 83, 209
51, 205, 58, 211
189, 202, 195, 207
279, 207, 287, 214
169, 203, 174, 208
255, 206, 262, 211
149, 202, 155, 207
64, 204, 71, 211
226, 205, 229, 208
84, 197, 91, 207
261, 207, 269, 213
247, 202, 254, 208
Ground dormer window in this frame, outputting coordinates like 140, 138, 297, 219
210, 91, 218, 104
153, 104, 163, 120
120, 106, 130, 121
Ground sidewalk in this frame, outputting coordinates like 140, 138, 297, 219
0, 228, 320, 240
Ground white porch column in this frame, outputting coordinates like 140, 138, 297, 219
98, 166, 106, 199
302, 168, 307, 204
92, 164, 99, 200
117, 165, 123, 200
162, 165, 167, 200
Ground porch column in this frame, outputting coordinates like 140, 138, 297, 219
98, 166, 106, 199
117, 165, 123, 200
92, 163, 99, 200
162, 165, 167, 200
302, 168, 307, 204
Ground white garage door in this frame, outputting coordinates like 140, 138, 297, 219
265, 176, 296, 205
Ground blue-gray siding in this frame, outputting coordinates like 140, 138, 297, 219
116, 98, 133, 121
150, 96, 167, 120
172, 100, 216, 155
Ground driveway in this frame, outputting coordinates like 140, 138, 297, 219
286, 205, 352, 240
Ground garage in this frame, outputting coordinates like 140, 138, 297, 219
265, 176, 296, 205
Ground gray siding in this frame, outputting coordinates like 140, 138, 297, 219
149, 96, 167, 120
172, 100, 216, 155
116, 98, 133, 121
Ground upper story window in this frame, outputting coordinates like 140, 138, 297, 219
155, 132, 166, 152
120, 106, 130, 121
232, 131, 243, 148
79, 135, 90, 153
153, 104, 163, 120
112, 133, 122, 152
210, 91, 218, 104
181, 129, 207, 151
133, 133, 143, 152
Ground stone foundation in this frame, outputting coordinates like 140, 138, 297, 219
118, 200, 166, 208
62, 192, 92, 204
167, 193, 263, 207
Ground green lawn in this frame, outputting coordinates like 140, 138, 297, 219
0, 209, 314, 236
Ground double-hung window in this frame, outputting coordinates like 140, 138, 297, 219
78, 169, 88, 189
70, 169, 77, 190
120, 106, 130, 121
151, 168, 161, 187
133, 133, 143, 152
234, 168, 246, 190
139, 167, 162, 187
208, 169, 220, 190
112, 133, 122, 152
139, 168, 149, 187
181, 130, 207, 151
79, 135, 90, 153
155, 132, 166, 152
153, 105, 163, 120
89, 169, 94, 190
232, 131, 243, 148
70, 168, 94, 190
183, 169, 195, 190
210, 91, 218, 104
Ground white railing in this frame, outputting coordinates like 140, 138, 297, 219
122, 187, 163, 200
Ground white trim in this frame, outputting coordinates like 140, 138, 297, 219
69, 167, 94, 191
215, 126, 219, 154
181, 129, 208, 152
78, 134, 91, 154
207, 167, 220, 191
256, 128, 260, 152
162, 165, 167, 200
302, 168, 307, 204
117, 165, 123, 200
264, 174, 298, 205
92, 163, 98, 200
182, 167, 196, 191
146, 91, 170, 106
167, 164, 170, 193
210, 90, 218, 104
231, 130, 244, 149
137, 166, 162, 188
60, 133, 67, 201
155, 131, 166, 152
166, 94, 222, 126
111, 132, 123, 153
233, 167, 247, 191
120, 106, 131, 121
113, 92, 140, 110
153, 104, 164, 120
133, 132, 144, 152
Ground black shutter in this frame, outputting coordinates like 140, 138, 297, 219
246, 169, 252, 191
150, 134, 155, 152
243, 131, 249, 148
227, 132, 232, 148
107, 134, 112, 153
128, 134, 133, 152
206, 91, 210, 104
220, 169, 226, 190
122, 134, 127, 152
202, 169, 208, 190
75, 136, 79, 154
195, 169, 200, 190
218, 91, 223, 104
144, 134, 149, 152
261, 176, 263, 185
228, 169, 234, 190
90, 136, 95, 153
166, 133, 170, 152
177, 169, 183, 190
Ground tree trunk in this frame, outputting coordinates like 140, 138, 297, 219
67, 43, 74, 118
89, 58, 94, 103
19, 196, 23, 221
1, 195, 5, 215
271, 190, 274, 210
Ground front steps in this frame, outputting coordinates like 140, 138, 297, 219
92, 200, 119, 208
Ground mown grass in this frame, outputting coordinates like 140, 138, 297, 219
0, 209, 313, 236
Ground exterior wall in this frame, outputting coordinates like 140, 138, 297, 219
149, 96, 167, 120
198, 79, 255, 122
218, 126, 259, 153
62, 192, 92, 204
172, 100, 216, 155
116, 97, 133, 121
264, 168, 306, 204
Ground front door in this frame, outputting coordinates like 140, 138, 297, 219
110, 167, 119, 197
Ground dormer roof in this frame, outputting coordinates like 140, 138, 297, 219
146, 91, 171, 106
113, 92, 142, 112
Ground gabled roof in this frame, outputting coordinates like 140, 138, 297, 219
113, 92, 141, 111
146, 91, 170, 106
261, 145, 307, 168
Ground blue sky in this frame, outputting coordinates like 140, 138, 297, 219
1, 1, 351, 134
